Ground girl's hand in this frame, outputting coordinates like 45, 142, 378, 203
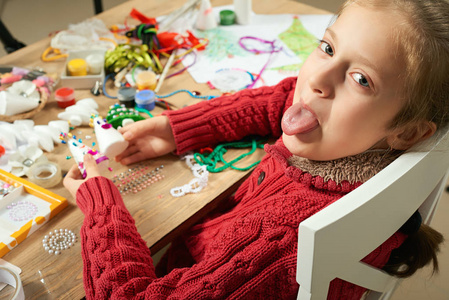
116, 115, 176, 165
63, 154, 101, 198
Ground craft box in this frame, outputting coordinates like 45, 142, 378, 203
0, 169, 67, 258
60, 49, 106, 89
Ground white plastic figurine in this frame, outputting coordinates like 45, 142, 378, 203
92, 116, 129, 159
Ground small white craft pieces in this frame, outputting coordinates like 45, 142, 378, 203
42, 229, 77, 255
90, 116, 129, 159
67, 137, 109, 178
0, 119, 69, 152
58, 98, 99, 127
7, 146, 48, 177
170, 153, 209, 197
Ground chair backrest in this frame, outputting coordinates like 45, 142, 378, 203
296, 127, 449, 300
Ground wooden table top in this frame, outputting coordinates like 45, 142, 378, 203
0, 0, 327, 298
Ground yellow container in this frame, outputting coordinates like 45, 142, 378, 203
67, 58, 88, 76
136, 70, 157, 90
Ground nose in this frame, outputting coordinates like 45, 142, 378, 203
307, 64, 335, 98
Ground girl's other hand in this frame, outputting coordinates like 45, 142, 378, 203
63, 154, 101, 198
116, 116, 176, 165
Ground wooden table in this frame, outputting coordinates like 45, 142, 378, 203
0, 0, 327, 298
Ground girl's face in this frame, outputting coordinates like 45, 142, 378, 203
282, 4, 407, 161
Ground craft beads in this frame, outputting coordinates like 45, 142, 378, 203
112, 164, 164, 195
0, 180, 16, 198
42, 229, 77, 255
7, 201, 38, 222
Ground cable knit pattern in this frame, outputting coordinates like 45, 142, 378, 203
163, 77, 295, 154
77, 77, 406, 299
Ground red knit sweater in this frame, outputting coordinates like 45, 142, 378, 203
76, 77, 406, 299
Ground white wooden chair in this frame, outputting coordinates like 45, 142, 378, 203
296, 127, 449, 300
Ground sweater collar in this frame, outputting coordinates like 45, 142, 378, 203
265, 139, 402, 193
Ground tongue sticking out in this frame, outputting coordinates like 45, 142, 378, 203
281, 102, 319, 135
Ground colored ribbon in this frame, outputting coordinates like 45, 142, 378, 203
238, 36, 283, 88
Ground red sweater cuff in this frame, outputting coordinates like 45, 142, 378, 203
163, 100, 218, 154
76, 176, 125, 215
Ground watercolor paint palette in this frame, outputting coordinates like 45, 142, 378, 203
0, 169, 67, 257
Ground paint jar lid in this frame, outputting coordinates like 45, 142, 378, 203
85, 54, 104, 75
67, 58, 88, 76
135, 90, 155, 103
136, 71, 157, 90
54, 87, 75, 101
220, 10, 236, 25
117, 87, 136, 101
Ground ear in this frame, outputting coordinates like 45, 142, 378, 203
386, 121, 437, 150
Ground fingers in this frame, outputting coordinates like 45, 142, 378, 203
117, 151, 148, 165
119, 118, 156, 141
83, 154, 101, 178
65, 164, 82, 180
63, 164, 82, 195
115, 145, 139, 163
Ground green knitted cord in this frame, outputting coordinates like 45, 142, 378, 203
193, 139, 265, 173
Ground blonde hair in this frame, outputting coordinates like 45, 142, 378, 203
337, 0, 449, 279
338, 0, 449, 130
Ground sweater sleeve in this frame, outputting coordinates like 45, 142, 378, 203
163, 76, 296, 154
76, 177, 300, 299
76, 177, 156, 299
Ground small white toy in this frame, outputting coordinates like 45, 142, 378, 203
33, 125, 62, 144
48, 120, 70, 134
0, 126, 17, 150
195, 0, 217, 30
22, 129, 54, 152
67, 137, 109, 178
91, 116, 128, 159
0, 119, 69, 152
0, 83, 40, 116
58, 98, 99, 126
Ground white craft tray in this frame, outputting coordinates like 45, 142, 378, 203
0, 169, 67, 257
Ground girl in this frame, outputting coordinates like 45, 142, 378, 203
64, 0, 449, 299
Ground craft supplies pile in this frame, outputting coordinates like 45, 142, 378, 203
0, 0, 335, 267
0, 0, 339, 195
0, 67, 57, 117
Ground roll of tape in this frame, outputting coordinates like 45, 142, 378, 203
0, 266, 25, 300
27, 161, 62, 188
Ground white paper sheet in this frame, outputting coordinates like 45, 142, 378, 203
183, 7, 334, 90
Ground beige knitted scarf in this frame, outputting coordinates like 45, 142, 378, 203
287, 150, 402, 185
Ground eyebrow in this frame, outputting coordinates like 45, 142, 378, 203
326, 28, 381, 76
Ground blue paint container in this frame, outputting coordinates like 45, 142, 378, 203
135, 90, 156, 111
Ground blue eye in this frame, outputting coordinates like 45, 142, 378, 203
319, 41, 334, 56
352, 73, 370, 88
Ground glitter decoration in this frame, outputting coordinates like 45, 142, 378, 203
0, 181, 16, 199
7, 201, 38, 222
112, 164, 164, 195
42, 229, 77, 255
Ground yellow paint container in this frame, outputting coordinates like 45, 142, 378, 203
136, 70, 157, 90
67, 58, 88, 76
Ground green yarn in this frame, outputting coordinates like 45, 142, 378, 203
193, 138, 265, 173
135, 107, 154, 118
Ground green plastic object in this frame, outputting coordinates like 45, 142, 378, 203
106, 103, 145, 129
220, 10, 236, 25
